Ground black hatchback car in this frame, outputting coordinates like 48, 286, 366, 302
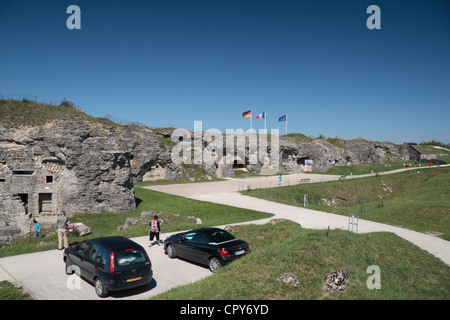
163, 227, 250, 272
63, 236, 152, 297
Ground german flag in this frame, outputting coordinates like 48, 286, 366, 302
242, 110, 252, 118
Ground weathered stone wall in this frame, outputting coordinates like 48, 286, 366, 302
0, 118, 149, 242
0, 194, 29, 243
399, 144, 421, 162
0, 119, 140, 217
277, 139, 402, 173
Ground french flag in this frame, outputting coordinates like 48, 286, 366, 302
256, 112, 266, 119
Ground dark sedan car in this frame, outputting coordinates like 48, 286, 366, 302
163, 227, 250, 272
63, 236, 152, 297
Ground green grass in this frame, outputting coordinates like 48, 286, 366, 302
280, 133, 312, 144
152, 220, 450, 300
0, 281, 32, 300
326, 137, 346, 149
242, 167, 450, 240
0, 186, 272, 258
2, 179, 449, 300
69, 187, 272, 239
0, 98, 145, 132
0, 98, 88, 127
319, 162, 407, 176
415, 144, 450, 155
415, 144, 450, 164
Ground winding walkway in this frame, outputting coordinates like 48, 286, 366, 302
145, 167, 450, 266
0, 166, 448, 300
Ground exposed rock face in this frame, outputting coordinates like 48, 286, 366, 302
116, 126, 180, 182
322, 269, 350, 293
0, 107, 405, 243
1, 118, 138, 215
277, 138, 402, 173
0, 116, 172, 242
213, 134, 402, 175
0, 194, 27, 243
278, 272, 300, 287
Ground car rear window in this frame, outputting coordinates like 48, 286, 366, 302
115, 248, 147, 267
208, 230, 235, 243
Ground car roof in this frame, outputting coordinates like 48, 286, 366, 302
90, 236, 140, 251
188, 227, 224, 233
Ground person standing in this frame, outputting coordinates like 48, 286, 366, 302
33, 219, 42, 239
149, 215, 161, 247
57, 211, 69, 250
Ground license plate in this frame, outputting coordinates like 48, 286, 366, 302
235, 250, 245, 256
126, 276, 142, 283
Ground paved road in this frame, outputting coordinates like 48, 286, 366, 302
0, 232, 212, 300
1, 167, 449, 299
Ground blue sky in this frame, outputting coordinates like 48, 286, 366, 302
1, 0, 449, 144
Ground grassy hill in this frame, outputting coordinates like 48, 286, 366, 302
280, 132, 313, 144
152, 220, 450, 300
414, 144, 450, 164
0, 98, 146, 130
0, 98, 89, 128
243, 167, 450, 240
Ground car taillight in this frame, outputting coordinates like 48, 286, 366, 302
218, 248, 231, 257
109, 252, 115, 274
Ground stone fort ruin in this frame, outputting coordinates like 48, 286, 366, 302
0, 100, 437, 243
0, 146, 64, 242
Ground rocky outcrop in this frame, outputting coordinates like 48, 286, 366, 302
0, 102, 406, 243
115, 125, 180, 183
0, 194, 27, 243
277, 138, 402, 173
322, 269, 350, 293
211, 134, 402, 175
0, 116, 178, 244
1, 118, 137, 215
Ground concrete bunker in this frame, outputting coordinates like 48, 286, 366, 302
38, 193, 53, 214
0, 163, 60, 218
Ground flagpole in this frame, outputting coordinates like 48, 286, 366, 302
286, 114, 288, 136
264, 111, 266, 130
250, 109, 252, 131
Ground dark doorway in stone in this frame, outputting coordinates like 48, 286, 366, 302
18, 193, 29, 214
39, 193, 52, 214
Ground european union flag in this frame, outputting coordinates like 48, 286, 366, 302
279, 115, 287, 122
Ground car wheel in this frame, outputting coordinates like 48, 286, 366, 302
95, 278, 109, 298
166, 244, 177, 259
209, 257, 222, 273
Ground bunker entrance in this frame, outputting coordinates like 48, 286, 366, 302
39, 193, 53, 214
233, 155, 250, 169
18, 193, 29, 214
